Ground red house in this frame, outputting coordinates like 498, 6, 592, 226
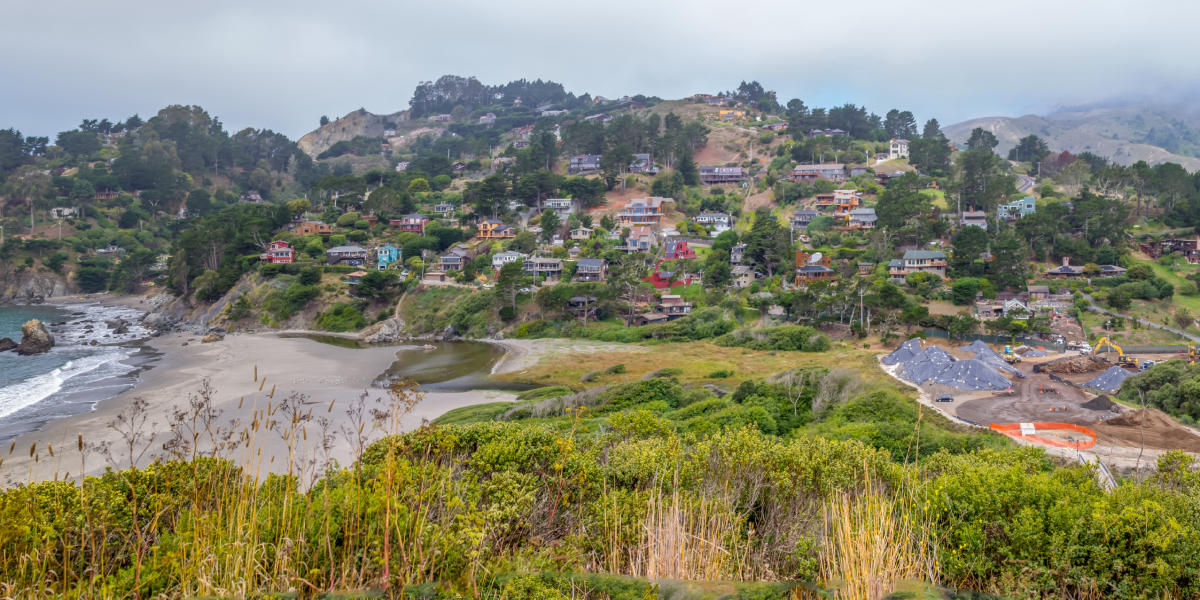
260, 240, 294, 264
664, 239, 697, 260
393, 213, 429, 235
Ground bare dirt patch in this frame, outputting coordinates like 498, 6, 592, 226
1094, 409, 1200, 452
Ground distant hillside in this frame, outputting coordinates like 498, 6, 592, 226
945, 103, 1200, 170
297, 108, 408, 158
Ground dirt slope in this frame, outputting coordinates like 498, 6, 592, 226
297, 108, 409, 158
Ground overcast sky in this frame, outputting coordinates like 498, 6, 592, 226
3, 0, 1198, 140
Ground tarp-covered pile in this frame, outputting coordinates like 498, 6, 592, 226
959, 340, 1023, 377
886, 338, 1014, 391
1083, 365, 1132, 393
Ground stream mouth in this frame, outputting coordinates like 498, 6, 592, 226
373, 341, 536, 392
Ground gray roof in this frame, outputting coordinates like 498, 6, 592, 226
903, 250, 946, 260
327, 245, 367, 253
797, 265, 834, 273
577, 258, 605, 268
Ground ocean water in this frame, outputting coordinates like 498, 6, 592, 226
0, 303, 154, 442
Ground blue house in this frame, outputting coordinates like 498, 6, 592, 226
376, 245, 401, 270
1001, 196, 1037, 221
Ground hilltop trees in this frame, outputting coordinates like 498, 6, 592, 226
884, 109, 918, 139
1008, 134, 1050, 167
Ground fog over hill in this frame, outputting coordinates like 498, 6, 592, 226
945, 102, 1200, 170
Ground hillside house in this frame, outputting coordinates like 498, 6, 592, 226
346, 270, 367, 285
49, 207, 78, 219
1139, 238, 1200, 263
791, 209, 819, 230
958, 211, 988, 228
396, 213, 429, 234
293, 220, 333, 235
889, 250, 947, 280
659, 295, 693, 319
732, 265, 753, 288
857, 262, 874, 276
479, 112, 496, 125
477, 219, 515, 239
888, 138, 910, 160
523, 256, 564, 279
631, 312, 670, 326
795, 264, 836, 285
731, 242, 747, 264
570, 226, 594, 240
846, 208, 877, 230
807, 128, 848, 138
617, 197, 665, 226
492, 250, 527, 270
717, 109, 745, 122
376, 245, 401, 270
439, 244, 474, 272
630, 153, 657, 174
665, 239, 697, 260
326, 245, 368, 267
761, 121, 788, 132
240, 191, 264, 204
433, 203, 455, 216
834, 189, 861, 209
568, 154, 603, 175
575, 258, 607, 282
792, 164, 846, 183
1001, 196, 1037, 220
430, 114, 452, 122
699, 166, 745, 185
583, 113, 613, 124
394, 161, 410, 172
693, 211, 732, 233
1098, 264, 1128, 276
260, 241, 294, 264
544, 198, 575, 216
1044, 257, 1084, 278
624, 225, 657, 252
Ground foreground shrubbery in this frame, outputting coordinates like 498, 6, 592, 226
3, 376, 1199, 599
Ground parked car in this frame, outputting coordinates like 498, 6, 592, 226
935, 394, 953, 403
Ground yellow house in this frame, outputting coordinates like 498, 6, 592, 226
717, 109, 745, 122
477, 219, 515, 239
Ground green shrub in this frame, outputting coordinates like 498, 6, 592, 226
708, 369, 733, 378
316, 302, 366, 332
606, 363, 627, 374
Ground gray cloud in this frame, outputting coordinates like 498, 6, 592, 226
3, 0, 1198, 139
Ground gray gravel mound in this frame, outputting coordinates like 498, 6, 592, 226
1024, 349, 1048, 357
931, 358, 1013, 390
883, 338, 924, 365
1083, 365, 1132, 393
959, 340, 1022, 376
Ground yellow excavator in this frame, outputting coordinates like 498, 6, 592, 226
1003, 345, 1022, 364
1094, 337, 1138, 369
1188, 344, 1198, 365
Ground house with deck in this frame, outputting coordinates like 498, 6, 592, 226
1139, 238, 1200, 263
439, 244, 474, 272
624, 225, 657, 252
617, 197, 665, 226
544, 198, 575, 217
260, 241, 294, 264
630, 153, 657, 174
792, 163, 846, 183
699, 166, 746, 185
326, 245, 368, 266
845, 208, 877, 230
575, 258, 607, 282
492, 250, 527, 270
791, 210, 819, 230
568, 154, 603, 175
891, 250, 948, 280
659, 295, 693, 319
523, 256, 564, 279
1000, 196, 1037, 221
477, 219, 516, 239
693, 212, 732, 233
394, 213, 429, 235
293, 220, 333, 235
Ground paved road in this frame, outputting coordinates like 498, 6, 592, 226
1082, 294, 1200, 343
1016, 174, 1035, 193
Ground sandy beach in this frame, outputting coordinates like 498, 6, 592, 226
0, 330, 519, 486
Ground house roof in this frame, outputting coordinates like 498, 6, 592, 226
732, 265, 751, 274
797, 265, 834, 274
1046, 265, 1082, 274
1099, 264, 1127, 273
888, 259, 904, 267
903, 250, 946, 260
637, 312, 669, 322
794, 209, 819, 217
328, 245, 367, 253
1027, 285, 1050, 293
577, 258, 605, 268
793, 163, 845, 171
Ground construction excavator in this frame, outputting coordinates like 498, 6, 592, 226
1188, 344, 1198, 365
1003, 345, 1022, 364
1093, 337, 1139, 369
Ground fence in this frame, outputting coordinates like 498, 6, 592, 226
921, 328, 1067, 353
990, 422, 1097, 450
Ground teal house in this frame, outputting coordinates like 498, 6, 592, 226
376, 245, 401, 270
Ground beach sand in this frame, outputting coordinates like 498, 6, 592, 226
0, 332, 517, 486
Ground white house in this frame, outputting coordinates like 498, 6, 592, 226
543, 198, 575, 217
693, 211, 732, 233
492, 250, 528, 270
888, 138, 910, 160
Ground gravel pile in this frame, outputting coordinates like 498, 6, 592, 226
1024, 348, 1048, 357
889, 338, 1014, 391
1081, 395, 1119, 411
931, 358, 1014, 390
1083, 366, 1132, 393
882, 338, 924, 366
959, 340, 1023, 376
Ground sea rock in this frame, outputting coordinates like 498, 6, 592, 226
15, 320, 55, 355
202, 333, 224, 343
106, 318, 129, 335
360, 317, 406, 344
0, 337, 15, 352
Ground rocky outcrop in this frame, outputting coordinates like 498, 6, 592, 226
297, 108, 409, 158
359, 317, 406, 344
0, 272, 71, 302
201, 332, 224, 343
0, 337, 15, 352
15, 320, 54, 355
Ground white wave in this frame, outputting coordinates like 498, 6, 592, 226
0, 350, 132, 420
49, 302, 152, 347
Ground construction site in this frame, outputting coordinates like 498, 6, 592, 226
881, 338, 1200, 474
